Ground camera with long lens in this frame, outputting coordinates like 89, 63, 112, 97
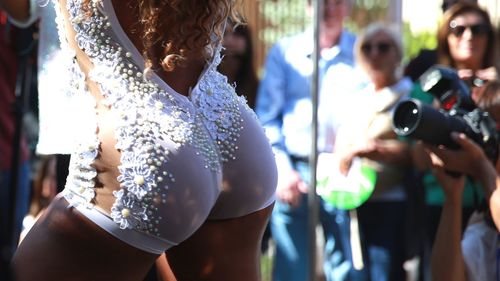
392, 65, 499, 166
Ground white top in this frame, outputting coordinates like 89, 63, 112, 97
462, 217, 499, 281
52, 0, 277, 254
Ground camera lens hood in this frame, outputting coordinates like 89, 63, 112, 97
393, 99, 468, 148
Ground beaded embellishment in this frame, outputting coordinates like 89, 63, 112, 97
57, 0, 249, 237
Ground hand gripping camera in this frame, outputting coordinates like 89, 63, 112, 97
392, 65, 499, 165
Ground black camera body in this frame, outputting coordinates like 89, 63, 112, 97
392, 65, 499, 164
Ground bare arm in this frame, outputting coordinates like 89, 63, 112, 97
425, 132, 500, 231
429, 166, 467, 281
480, 160, 500, 232
0, 0, 30, 22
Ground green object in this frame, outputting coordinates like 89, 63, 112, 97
317, 161, 377, 210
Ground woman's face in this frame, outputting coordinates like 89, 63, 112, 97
447, 11, 489, 69
222, 27, 247, 57
360, 31, 399, 78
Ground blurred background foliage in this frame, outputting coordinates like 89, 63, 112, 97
402, 23, 438, 64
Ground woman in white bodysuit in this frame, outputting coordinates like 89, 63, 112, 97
9, 0, 277, 280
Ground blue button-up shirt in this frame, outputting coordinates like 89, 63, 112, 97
256, 28, 359, 177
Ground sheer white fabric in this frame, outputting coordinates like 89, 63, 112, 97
54, 0, 277, 253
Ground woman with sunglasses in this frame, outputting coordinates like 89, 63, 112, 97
412, 0, 498, 245
407, 2, 499, 278
9, 0, 278, 280
333, 22, 414, 281
436, 2, 499, 100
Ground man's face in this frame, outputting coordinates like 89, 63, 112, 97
322, 0, 350, 27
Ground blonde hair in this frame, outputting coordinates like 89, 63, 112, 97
355, 22, 403, 62
355, 22, 404, 77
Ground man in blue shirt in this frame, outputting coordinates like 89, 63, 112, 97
256, 0, 363, 280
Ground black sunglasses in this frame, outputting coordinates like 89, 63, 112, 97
361, 42, 392, 55
449, 22, 490, 37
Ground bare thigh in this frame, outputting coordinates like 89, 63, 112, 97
11, 196, 158, 281
163, 203, 274, 281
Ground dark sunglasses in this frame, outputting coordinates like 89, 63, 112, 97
448, 22, 490, 37
361, 42, 392, 55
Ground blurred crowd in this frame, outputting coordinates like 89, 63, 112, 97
1, 0, 499, 280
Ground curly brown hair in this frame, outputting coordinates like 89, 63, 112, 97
84, 0, 242, 71
140, 0, 243, 71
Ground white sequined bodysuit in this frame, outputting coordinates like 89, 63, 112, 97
55, 0, 277, 254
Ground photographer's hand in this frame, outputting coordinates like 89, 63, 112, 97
424, 132, 500, 231
429, 156, 466, 199
423, 132, 486, 178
